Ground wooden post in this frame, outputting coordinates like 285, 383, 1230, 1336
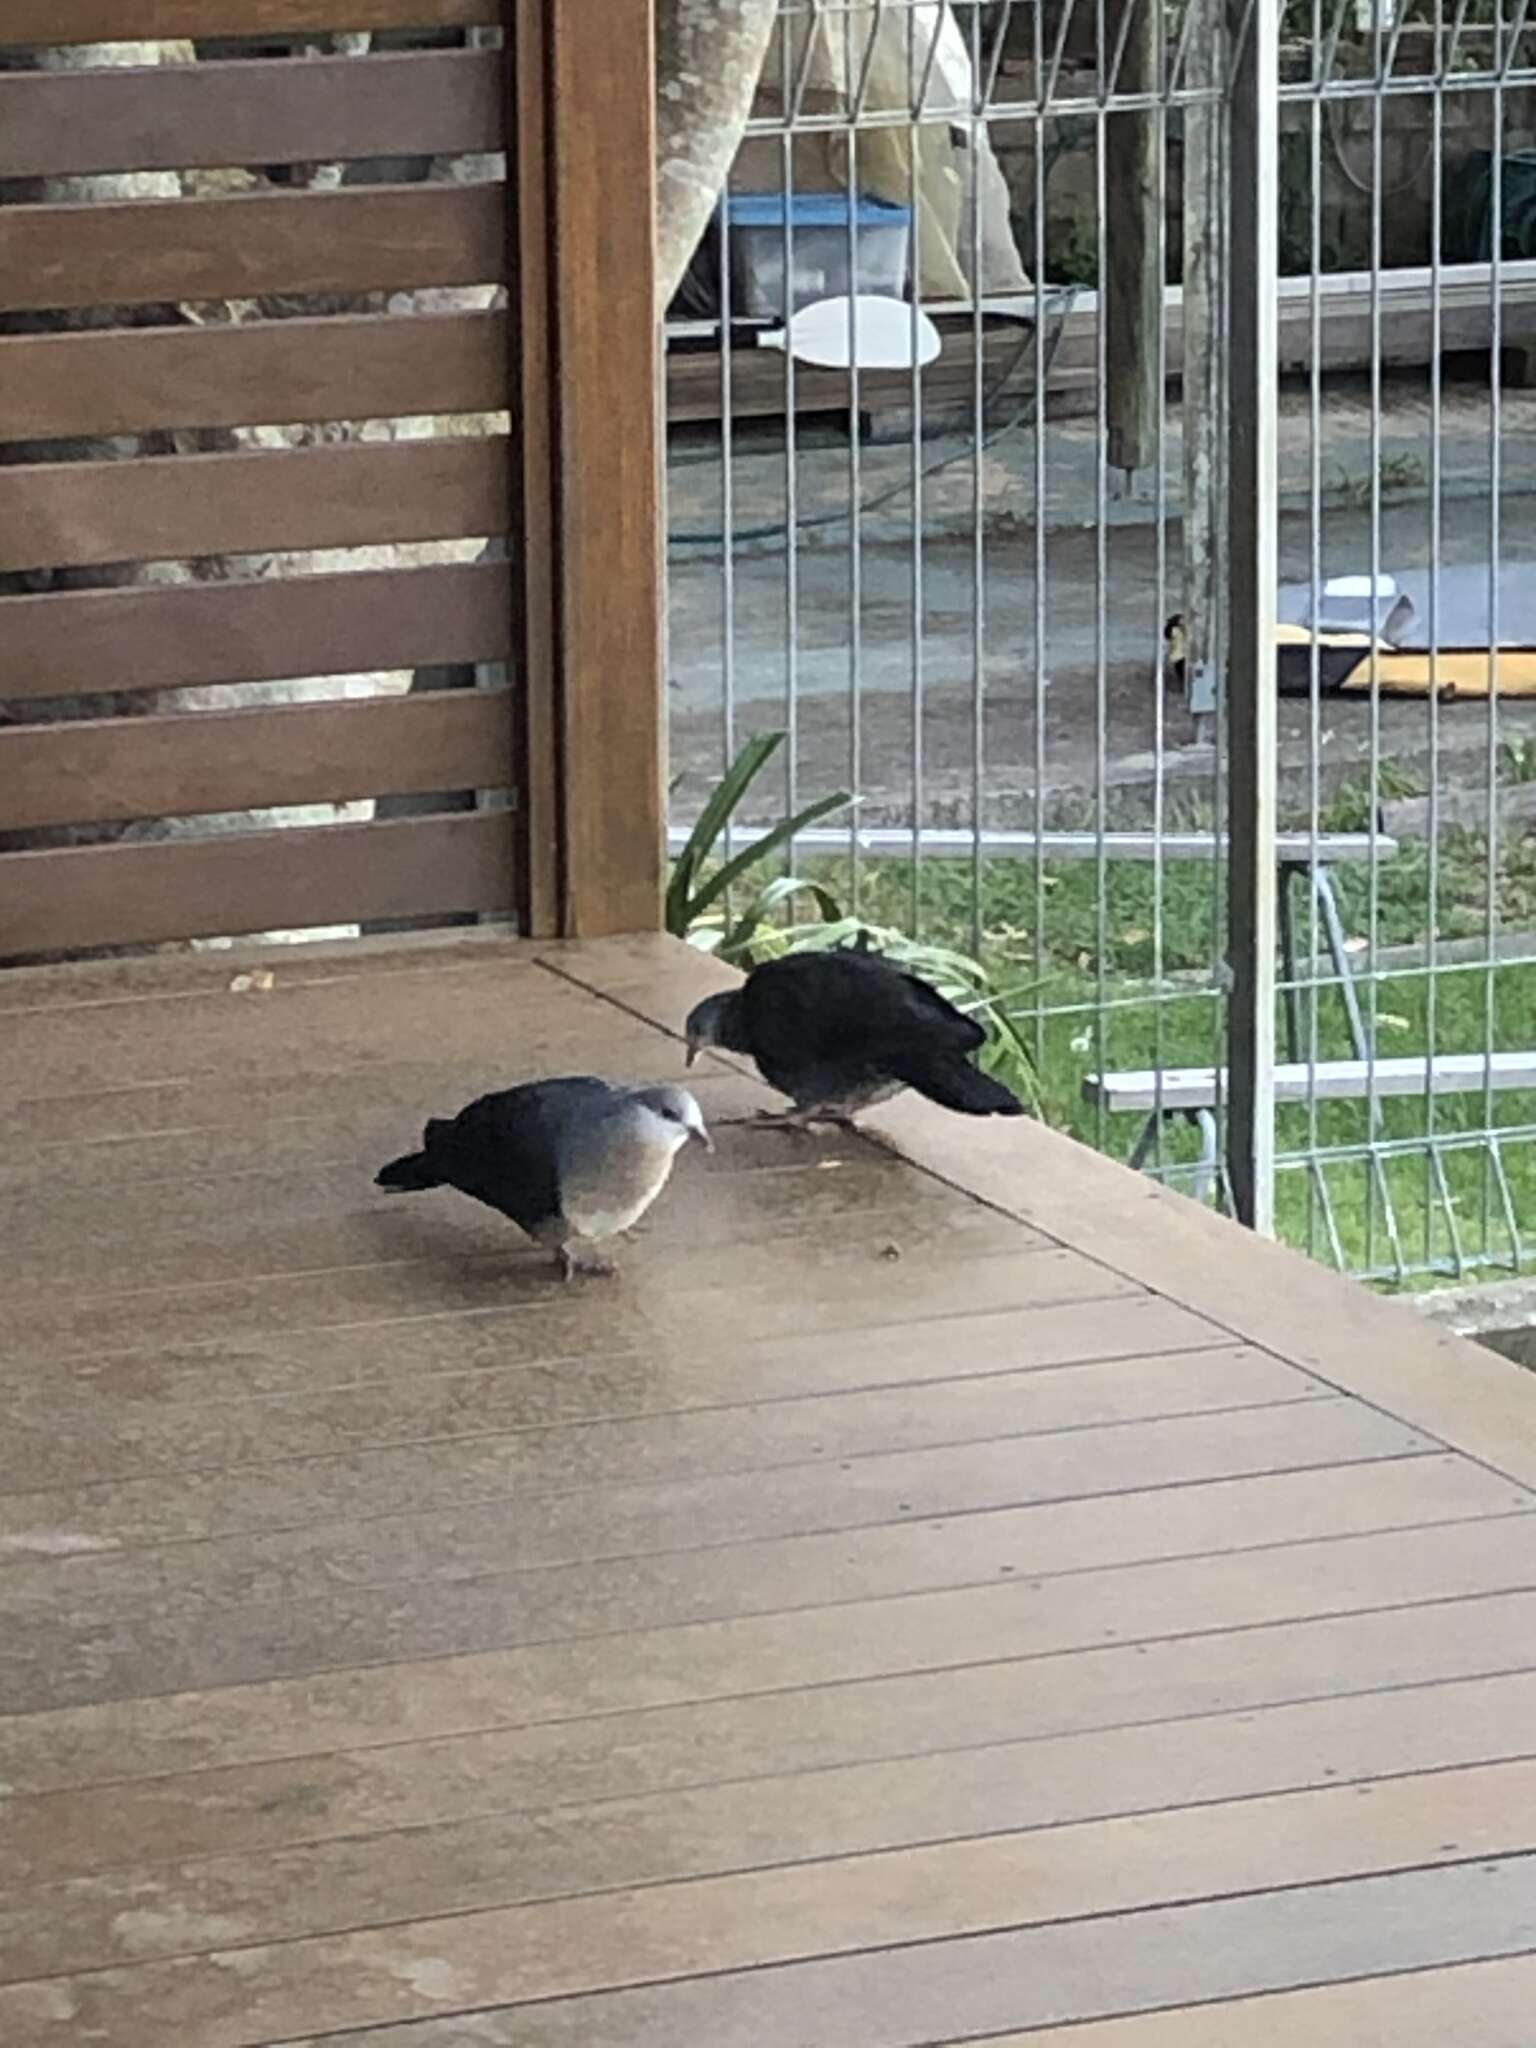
1181, 0, 1226, 722
1104, 0, 1160, 481
511, 0, 665, 939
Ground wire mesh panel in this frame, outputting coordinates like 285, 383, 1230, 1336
664, 0, 1536, 1286
665, 0, 1260, 1210
1276, 0, 1536, 1281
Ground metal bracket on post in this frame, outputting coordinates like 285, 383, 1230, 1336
1224, 0, 1280, 1231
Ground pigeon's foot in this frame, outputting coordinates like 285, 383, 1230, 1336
557, 1244, 618, 1282
716, 1108, 856, 1135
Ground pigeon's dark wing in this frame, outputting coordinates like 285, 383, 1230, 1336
420, 1076, 615, 1232
739, 948, 1021, 1117
735, 951, 964, 1099
742, 949, 975, 1054
876, 962, 986, 1053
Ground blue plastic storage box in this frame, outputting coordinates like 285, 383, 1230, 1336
723, 191, 912, 320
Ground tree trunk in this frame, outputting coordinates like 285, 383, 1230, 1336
655, 0, 779, 304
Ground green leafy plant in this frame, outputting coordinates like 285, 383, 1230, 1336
665, 731, 853, 950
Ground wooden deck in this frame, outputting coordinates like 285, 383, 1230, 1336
3, 931, 1536, 2047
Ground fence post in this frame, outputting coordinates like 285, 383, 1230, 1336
1224, 0, 1279, 1229
511, 0, 665, 939
1181, 0, 1226, 724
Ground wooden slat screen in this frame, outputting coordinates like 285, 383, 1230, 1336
0, 692, 517, 835
2, 1, 504, 43
0, 311, 508, 442
0, 49, 504, 180
0, 564, 514, 702
0, 15, 525, 958
0, 817, 519, 958
0, 187, 507, 314
1, 440, 510, 573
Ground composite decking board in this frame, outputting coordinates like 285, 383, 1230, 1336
3, 1192, 1036, 1314
4, 1246, 1140, 1374
0, 1430, 1485, 1653
0, 957, 624, 1091
0, 1343, 1304, 1498
6, 1684, 1536, 1980
4, 1122, 899, 1202
0, 1391, 1426, 1574
2, 1087, 861, 1189
256, 1861, 1536, 2048
7, 1067, 792, 1161
2, 1765, 1533, 2046
1, 1006, 678, 1111
7, 1054, 753, 1149
0, 1293, 1226, 1415
0, 1257, 1147, 1400
2, 1466, 1517, 1732
6, 936, 1536, 2045
7, 1651, 1534, 1899
0, 934, 526, 1012
9, 1579, 1536, 1801
0, 1334, 1305, 1491
7, 1498, 1534, 1718
957, 1953, 1536, 2047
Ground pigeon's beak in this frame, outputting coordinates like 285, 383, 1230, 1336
683, 1037, 701, 1070
693, 1122, 715, 1154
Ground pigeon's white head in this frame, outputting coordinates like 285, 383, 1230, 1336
632, 1085, 713, 1153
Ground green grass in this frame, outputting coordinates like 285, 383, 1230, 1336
785, 819, 1536, 1286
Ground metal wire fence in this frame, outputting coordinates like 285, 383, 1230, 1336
663, 0, 1536, 1286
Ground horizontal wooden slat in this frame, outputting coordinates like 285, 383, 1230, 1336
0, 437, 507, 572
0, 561, 513, 701
983, 1956, 1536, 2048
0, 812, 517, 956
0, 184, 504, 313
155, 1862, 1536, 2047
6, 1455, 1517, 1714
1, 311, 507, 441
4, 1620, 1524, 1891
0, 0, 504, 43
1, 1763, 1531, 2043
0, 1337, 1287, 1493
0, 49, 503, 180
6, 1676, 1536, 1983
0, 689, 513, 833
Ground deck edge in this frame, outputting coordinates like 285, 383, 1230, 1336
544, 933, 1536, 1495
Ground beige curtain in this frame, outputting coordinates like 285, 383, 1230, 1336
656, 0, 1029, 306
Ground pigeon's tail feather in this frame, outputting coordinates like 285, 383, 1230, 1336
908, 1056, 1025, 1117
375, 1149, 441, 1193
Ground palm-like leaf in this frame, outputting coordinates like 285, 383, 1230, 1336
666, 731, 853, 936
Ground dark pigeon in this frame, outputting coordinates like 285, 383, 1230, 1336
683, 942, 1025, 1127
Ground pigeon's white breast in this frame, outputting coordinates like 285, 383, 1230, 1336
561, 1138, 678, 1241
565, 1188, 663, 1239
